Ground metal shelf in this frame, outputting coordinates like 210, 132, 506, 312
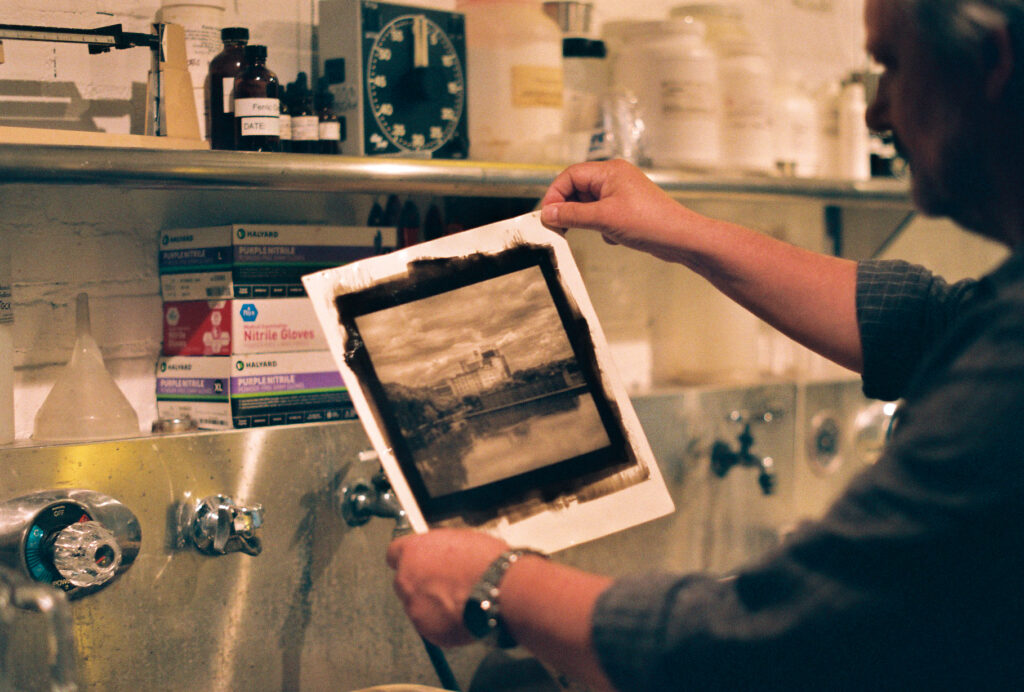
0, 143, 911, 205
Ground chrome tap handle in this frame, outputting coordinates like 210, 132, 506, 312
338, 469, 409, 535
180, 495, 264, 556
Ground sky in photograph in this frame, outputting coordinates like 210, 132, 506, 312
354, 266, 577, 387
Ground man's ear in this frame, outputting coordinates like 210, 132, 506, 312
984, 22, 1015, 101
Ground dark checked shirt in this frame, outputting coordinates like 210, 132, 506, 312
591, 253, 1024, 690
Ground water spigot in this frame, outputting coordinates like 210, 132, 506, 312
177, 494, 264, 556
710, 410, 778, 495
338, 468, 409, 535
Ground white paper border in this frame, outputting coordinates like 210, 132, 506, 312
303, 211, 673, 553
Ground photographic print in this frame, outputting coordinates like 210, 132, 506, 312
304, 212, 674, 553
354, 264, 611, 499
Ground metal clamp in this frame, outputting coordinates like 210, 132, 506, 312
177, 495, 264, 556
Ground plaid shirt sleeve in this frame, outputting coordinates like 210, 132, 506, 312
856, 259, 979, 400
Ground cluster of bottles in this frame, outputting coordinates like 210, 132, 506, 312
523, 1, 896, 180
206, 27, 344, 153
370, 195, 452, 249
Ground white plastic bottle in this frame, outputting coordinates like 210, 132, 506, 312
773, 72, 819, 177
817, 79, 842, 179
671, 2, 773, 174
647, 18, 720, 170
0, 244, 13, 445
560, 37, 608, 163
838, 75, 871, 180
457, 0, 564, 163
717, 39, 773, 174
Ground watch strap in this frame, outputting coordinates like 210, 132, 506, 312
463, 548, 547, 648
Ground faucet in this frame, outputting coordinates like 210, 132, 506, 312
710, 410, 777, 495
337, 463, 409, 534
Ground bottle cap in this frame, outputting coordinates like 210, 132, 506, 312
221, 26, 249, 42
563, 37, 606, 58
244, 44, 268, 61
323, 58, 346, 85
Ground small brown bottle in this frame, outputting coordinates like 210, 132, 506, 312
315, 77, 342, 155
289, 73, 320, 154
206, 27, 249, 150
234, 44, 281, 152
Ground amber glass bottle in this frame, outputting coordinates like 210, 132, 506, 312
289, 73, 319, 154
234, 44, 281, 152
315, 79, 342, 155
206, 27, 249, 150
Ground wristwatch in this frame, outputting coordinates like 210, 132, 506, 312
463, 548, 547, 648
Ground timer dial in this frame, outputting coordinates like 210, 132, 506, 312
365, 13, 466, 154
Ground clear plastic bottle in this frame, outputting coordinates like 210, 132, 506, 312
234, 44, 281, 152
457, 0, 564, 163
602, 19, 669, 166
206, 27, 249, 150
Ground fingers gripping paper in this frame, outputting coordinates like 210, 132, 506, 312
302, 212, 673, 554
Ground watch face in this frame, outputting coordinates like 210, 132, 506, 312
462, 594, 495, 639
364, 10, 467, 156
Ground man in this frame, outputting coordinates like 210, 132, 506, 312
387, 1, 1024, 688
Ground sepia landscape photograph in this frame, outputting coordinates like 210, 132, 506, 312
354, 265, 612, 499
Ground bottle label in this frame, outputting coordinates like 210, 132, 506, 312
221, 77, 235, 113
279, 114, 292, 140
293, 115, 319, 140
511, 66, 564, 109
0, 283, 11, 326
235, 98, 280, 118
239, 117, 281, 136
319, 121, 342, 141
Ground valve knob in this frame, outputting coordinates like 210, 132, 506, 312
51, 521, 122, 588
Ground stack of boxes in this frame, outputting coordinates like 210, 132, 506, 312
155, 224, 395, 429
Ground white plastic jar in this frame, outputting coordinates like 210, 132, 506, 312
457, 0, 564, 163
157, 1, 227, 141
672, 2, 773, 173
646, 18, 720, 170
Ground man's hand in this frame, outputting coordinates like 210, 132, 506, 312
386, 529, 510, 646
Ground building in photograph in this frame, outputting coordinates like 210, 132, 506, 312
448, 348, 512, 398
